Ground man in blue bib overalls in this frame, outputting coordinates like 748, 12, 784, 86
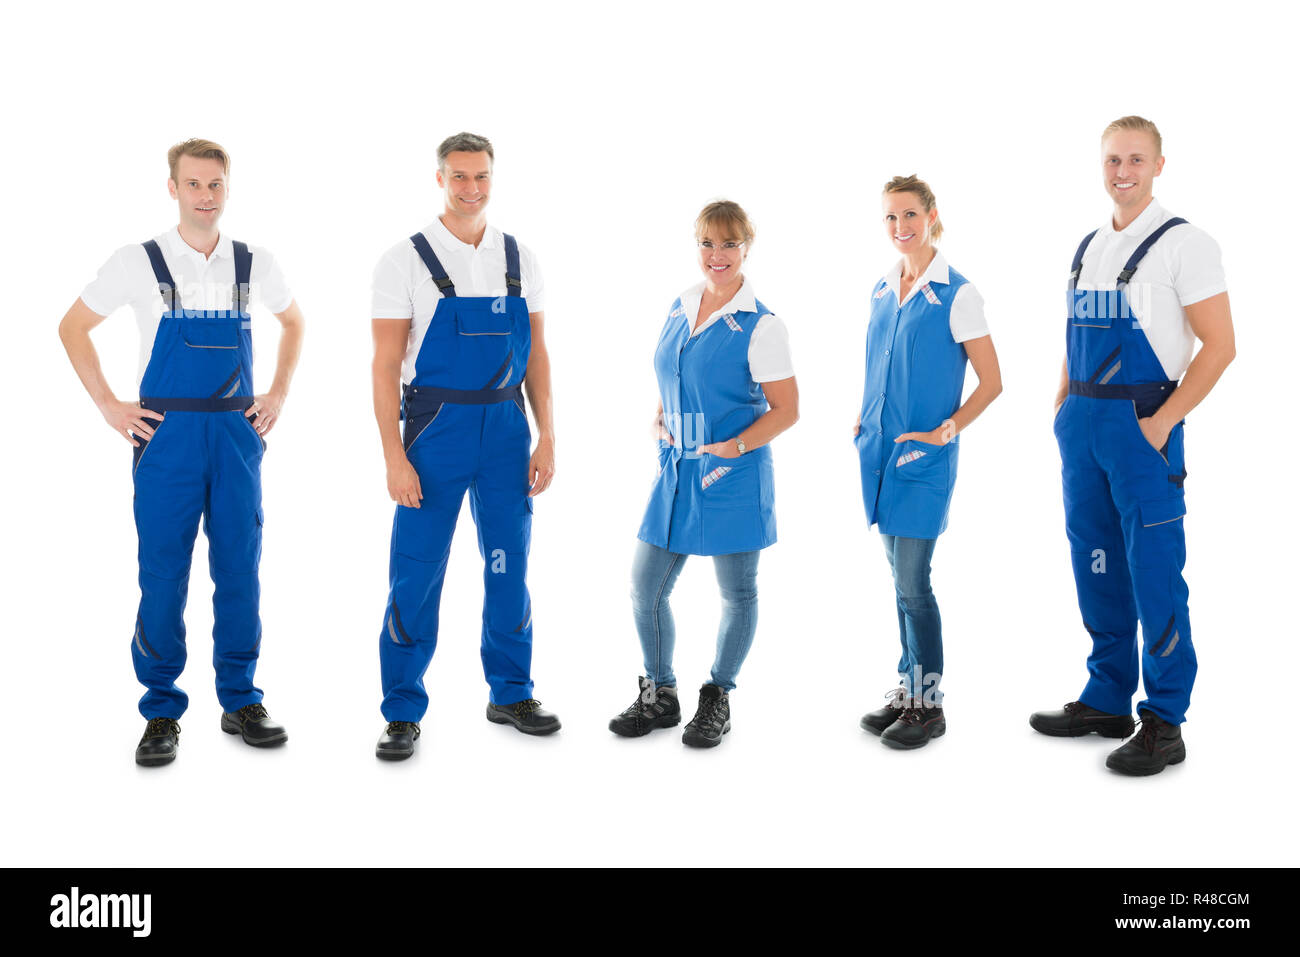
58, 139, 306, 766
370, 132, 558, 760
1031, 117, 1235, 775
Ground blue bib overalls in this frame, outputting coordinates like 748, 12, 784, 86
1055, 219, 1196, 724
130, 239, 265, 720
379, 233, 535, 720
637, 299, 777, 556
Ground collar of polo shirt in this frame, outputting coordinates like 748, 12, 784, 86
164, 225, 234, 265
428, 216, 502, 253
1102, 197, 1165, 238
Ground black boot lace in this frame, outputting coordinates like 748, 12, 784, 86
144, 717, 179, 738
513, 699, 543, 718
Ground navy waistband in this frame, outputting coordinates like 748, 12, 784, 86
404, 383, 522, 416
140, 397, 252, 413
1068, 380, 1177, 401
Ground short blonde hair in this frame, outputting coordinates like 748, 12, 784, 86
167, 138, 230, 182
883, 174, 943, 244
1101, 116, 1162, 157
695, 200, 755, 245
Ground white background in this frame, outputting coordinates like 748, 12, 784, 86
3, 0, 1295, 867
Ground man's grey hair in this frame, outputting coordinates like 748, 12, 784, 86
437, 132, 494, 169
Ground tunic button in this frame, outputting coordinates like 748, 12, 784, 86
874, 469, 881, 476
884, 349, 890, 356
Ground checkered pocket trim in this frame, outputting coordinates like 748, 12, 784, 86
701, 465, 733, 489
896, 449, 927, 467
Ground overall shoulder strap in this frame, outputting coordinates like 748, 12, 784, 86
232, 240, 252, 313
410, 233, 456, 298
1069, 230, 1099, 290
503, 233, 523, 298
142, 240, 178, 311
1118, 218, 1188, 285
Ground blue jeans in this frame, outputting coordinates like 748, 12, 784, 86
880, 534, 943, 706
630, 540, 760, 692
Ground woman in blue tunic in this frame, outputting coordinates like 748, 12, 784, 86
609, 201, 799, 748
854, 175, 1002, 750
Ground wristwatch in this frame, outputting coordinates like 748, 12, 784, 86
735, 437, 746, 455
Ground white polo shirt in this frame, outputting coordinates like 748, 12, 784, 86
676, 277, 795, 383
372, 218, 545, 386
881, 248, 990, 344
1071, 198, 1227, 380
80, 227, 294, 389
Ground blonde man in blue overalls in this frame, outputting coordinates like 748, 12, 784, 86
1032, 117, 1236, 776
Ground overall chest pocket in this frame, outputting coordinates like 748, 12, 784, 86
456, 309, 513, 336
1068, 289, 1119, 329
181, 317, 240, 348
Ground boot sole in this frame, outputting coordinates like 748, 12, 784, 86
220, 719, 288, 747
485, 708, 561, 735
135, 750, 177, 767
1029, 716, 1134, 738
881, 723, 946, 751
682, 721, 730, 748
608, 714, 681, 737
375, 747, 416, 761
1106, 745, 1187, 776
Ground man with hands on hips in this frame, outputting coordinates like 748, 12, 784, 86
58, 138, 305, 767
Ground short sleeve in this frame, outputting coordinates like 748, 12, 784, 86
372, 247, 415, 320
748, 314, 795, 382
251, 246, 293, 314
520, 242, 545, 314
948, 283, 990, 343
79, 245, 140, 317
1170, 229, 1227, 307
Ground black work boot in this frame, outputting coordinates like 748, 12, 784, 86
486, 699, 561, 736
1106, 710, 1186, 776
1029, 701, 1135, 738
682, 683, 730, 748
135, 718, 180, 767
609, 676, 681, 737
880, 704, 946, 750
220, 702, 288, 747
860, 687, 909, 736
375, 721, 421, 761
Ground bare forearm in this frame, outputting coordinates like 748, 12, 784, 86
524, 346, 555, 442
59, 324, 117, 409
1151, 341, 1234, 433
266, 314, 305, 398
737, 404, 799, 452
372, 358, 405, 462
949, 377, 1002, 435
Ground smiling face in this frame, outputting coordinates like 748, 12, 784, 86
168, 155, 227, 232
1102, 129, 1164, 214
882, 191, 936, 255
696, 229, 747, 286
436, 150, 492, 220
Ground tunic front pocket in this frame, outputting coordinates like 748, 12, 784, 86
893, 439, 952, 491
